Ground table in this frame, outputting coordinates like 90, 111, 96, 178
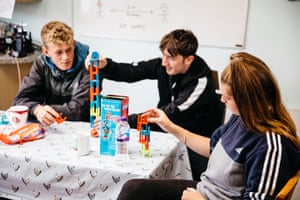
0, 121, 192, 199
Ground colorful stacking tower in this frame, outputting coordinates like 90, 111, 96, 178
137, 114, 151, 157
89, 51, 101, 137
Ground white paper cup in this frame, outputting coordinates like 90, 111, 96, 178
6, 105, 29, 129
72, 132, 90, 156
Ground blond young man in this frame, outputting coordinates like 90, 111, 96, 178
14, 21, 90, 126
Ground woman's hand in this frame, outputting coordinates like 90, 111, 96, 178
145, 108, 173, 133
181, 187, 205, 200
146, 108, 211, 158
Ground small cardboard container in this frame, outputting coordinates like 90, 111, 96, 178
99, 95, 129, 156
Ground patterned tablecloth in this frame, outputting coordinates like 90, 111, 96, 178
0, 121, 192, 200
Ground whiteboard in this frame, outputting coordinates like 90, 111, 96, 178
0, 0, 16, 19
75, 0, 249, 49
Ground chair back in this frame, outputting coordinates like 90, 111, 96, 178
211, 70, 226, 124
275, 169, 300, 200
211, 70, 220, 90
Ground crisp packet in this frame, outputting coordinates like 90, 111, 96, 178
0, 123, 46, 144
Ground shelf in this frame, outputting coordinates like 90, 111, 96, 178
0, 50, 41, 64
0, 50, 41, 110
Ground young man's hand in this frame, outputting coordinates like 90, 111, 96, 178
84, 52, 108, 70
34, 105, 58, 126
93, 117, 101, 129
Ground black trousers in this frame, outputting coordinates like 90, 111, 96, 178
117, 179, 198, 200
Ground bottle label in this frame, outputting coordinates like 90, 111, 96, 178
116, 141, 127, 154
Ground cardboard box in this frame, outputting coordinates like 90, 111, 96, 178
99, 95, 129, 156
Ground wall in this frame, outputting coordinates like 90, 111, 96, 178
3, 0, 299, 114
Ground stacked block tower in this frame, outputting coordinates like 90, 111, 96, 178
89, 51, 101, 137
137, 114, 151, 157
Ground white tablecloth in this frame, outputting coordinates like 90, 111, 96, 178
0, 121, 192, 200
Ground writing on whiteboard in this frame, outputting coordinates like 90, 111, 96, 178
77, 0, 248, 49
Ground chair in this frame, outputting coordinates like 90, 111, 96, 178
211, 70, 220, 90
275, 169, 300, 200
211, 70, 226, 124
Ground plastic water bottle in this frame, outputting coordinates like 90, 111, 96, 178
115, 117, 130, 165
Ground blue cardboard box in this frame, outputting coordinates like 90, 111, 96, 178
100, 95, 129, 156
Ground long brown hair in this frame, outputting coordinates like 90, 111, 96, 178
221, 52, 300, 148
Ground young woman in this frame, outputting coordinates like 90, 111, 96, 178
117, 52, 300, 200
